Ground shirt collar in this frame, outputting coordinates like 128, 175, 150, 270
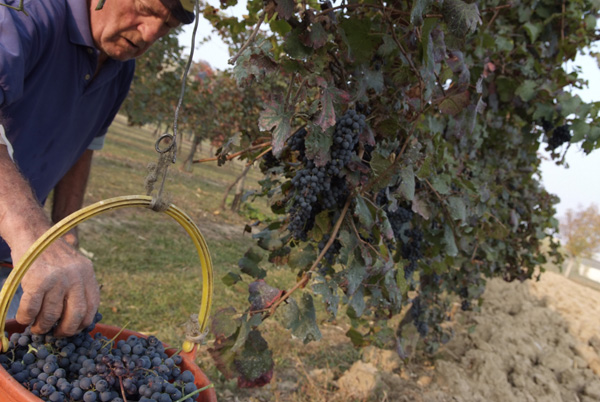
66, 0, 95, 48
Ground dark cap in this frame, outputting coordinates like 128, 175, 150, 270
160, 0, 195, 25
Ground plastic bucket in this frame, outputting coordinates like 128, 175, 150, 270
0, 195, 216, 400
1, 320, 217, 401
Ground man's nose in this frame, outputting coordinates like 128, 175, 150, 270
138, 17, 169, 45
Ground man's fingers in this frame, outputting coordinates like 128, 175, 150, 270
28, 287, 65, 334
15, 289, 44, 328
54, 286, 88, 337
78, 283, 101, 332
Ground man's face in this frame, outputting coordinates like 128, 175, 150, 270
89, 0, 181, 61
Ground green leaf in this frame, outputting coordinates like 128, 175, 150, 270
444, 224, 458, 256
304, 22, 329, 49
283, 292, 322, 344
515, 80, 537, 102
348, 285, 366, 317
523, 22, 543, 43
222, 272, 242, 286
363, 69, 384, 94
313, 277, 340, 317
284, 27, 314, 60
346, 327, 369, 347
448, 196, 467, 222
431, 174, 451, 195
396, 267, 409, 294
345, 255, 368, 296
259, 101, 293, 156
288, 245, 316, 271
305, 124, 333, 167
238, 248, 266, 279
584, 14, 597, 31
269, 19, 292, 36
339, 18, 377, 63
252, 228, 283, 251
399, 166, 415, 201
439, 91, 471, 116
442, 0, 481, 37
354, 196, 375, 230
411, 0, 434, 26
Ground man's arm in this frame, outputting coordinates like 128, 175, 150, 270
52, 149, 94, 248
0, 134, 99, 337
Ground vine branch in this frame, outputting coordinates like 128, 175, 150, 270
265, 196, 353, 317
193, 142, 271, 164
228, 13, 266, 65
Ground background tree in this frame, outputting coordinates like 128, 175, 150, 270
121, 30, 188, 133
560, 204, 600, 276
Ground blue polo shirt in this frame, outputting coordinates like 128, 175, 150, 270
0, 0, 135, 260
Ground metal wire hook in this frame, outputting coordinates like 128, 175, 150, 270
155, 133, 175, 153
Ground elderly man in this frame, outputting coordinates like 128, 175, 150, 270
0, 0, 194, 337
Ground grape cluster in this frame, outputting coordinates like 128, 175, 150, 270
547, 124, 571, 150
287, 110, 366, 240
385, 205, 423, 279
410, 297, 429, 337
0, 314, 202, 402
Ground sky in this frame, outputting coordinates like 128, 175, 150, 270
179, 11, 600, 221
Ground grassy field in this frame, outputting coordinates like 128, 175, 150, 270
72, 114, 360, 400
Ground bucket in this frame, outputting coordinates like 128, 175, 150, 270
0, 195, 217, 401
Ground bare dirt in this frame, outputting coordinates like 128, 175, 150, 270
216, 271, 600, 401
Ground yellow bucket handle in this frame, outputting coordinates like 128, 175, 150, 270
0, 195, 213, 353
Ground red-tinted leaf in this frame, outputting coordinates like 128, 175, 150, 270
274, 0, 295, 20
235, 330, 274, 387
248, 279, 284, 311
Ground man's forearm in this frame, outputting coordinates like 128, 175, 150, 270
51, 149, 93, 247
52, 149, 93, 224
0, 145, 53, 259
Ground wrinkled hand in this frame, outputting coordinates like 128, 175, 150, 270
12, 238, 100, 337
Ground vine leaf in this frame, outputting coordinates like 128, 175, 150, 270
339, 18, 377, 63
283, 292, 322, 344
234, 330, 274, 388
288, 245, 317, 271
444, 223, 458, 256
439, 90, 470, 116
410, 0, 434, 26
208, 308, 255, 379
516, 80, 538, 102
259, 100, 293, 156
313, 277, 340, 317
300, 22, 329, 49
399, 166, 416, 201
442, 0, 482, 37
248, 280, 284, 311
253, 228, 284, 251
354, 196, 376, 230
314, 77, 351, 131
222, 272, 243, 286
305, 124, 333, 166
274, 0, 295, 19
233, 44, 278, 86
238, 248, 267, 279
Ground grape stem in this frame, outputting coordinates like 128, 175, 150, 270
174, 383, 215, 402
266, 196, 353, 317
118, 376, 129, 402
0, 0, 28, 15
